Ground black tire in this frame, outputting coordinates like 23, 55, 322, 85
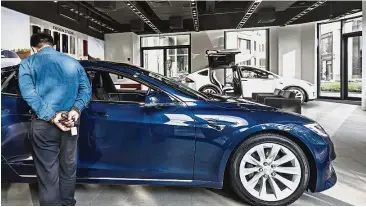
286, 87, 306, 104
229, 133, 310, 206
199, 85, 221, 95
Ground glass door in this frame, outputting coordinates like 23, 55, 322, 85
142, 49, 165, 75
345, 35, 362, 99
142, 47, 190, 80
165, 48, 189, 79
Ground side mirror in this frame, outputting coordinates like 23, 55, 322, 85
268, 75, 275, 79
144, 91, 174, 107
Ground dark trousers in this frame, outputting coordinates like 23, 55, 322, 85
30, 119, 78, 206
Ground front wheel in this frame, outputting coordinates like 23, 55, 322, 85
199, 85, 221, 95
287, 87, 306, 103
229, 133, 310, 205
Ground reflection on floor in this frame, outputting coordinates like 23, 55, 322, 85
2, 101, 366, 206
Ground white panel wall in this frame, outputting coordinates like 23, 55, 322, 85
301, 23, 317, 84
191, 30, 225, 72
362, 1, 366, 110
278, 25, 302, 79
1, 7, 30, 51
104, 32, 140, 65
277, 23, 316, 83
269, 27, 279, 74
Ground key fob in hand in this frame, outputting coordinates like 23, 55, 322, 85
71, 127, 77, 136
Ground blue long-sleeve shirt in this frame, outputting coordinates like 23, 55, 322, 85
18, 46, 91, 121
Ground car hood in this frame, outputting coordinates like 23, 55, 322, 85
207, 96, 277, 111
204, 95, 313, 123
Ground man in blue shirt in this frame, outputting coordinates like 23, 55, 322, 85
18, 33, 91, 206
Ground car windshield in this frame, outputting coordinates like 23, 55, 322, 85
1, 50, 18, 58
145, 71, 210, 100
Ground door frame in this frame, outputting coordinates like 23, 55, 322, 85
317, 15, 362, 101
342, 31, 362, 100
140, 45, 192, 76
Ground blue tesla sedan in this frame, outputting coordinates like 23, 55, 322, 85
1, 61, 336, 205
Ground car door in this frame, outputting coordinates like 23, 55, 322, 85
1, 68, 35, 178
240, 67, 279, 98
77, 69, 196, 181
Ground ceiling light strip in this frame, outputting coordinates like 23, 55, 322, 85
283, 0, 327, 26
191, 0, 199, 32
236, 0, 262, 29
124, 1, 161, 34
61, 3, 115, 32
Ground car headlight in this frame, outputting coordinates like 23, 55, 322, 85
304, 122, 328, 137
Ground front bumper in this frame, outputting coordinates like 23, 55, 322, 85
306, 86, 317, 101
313, 161, 337, 192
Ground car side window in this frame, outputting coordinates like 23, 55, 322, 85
198, 69, 208, 76
242, 68, 269, 79
86, 69, 175, 104
1, 70, 20, 96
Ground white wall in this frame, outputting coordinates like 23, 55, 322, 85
301, 23, 317, 84
278, 25, 302, 79
277, 23, 316, 83
269, 27, 279, 74
104, 32, 140, 65
362, 1, 366, 110
191, 30, 225, 72
1, 7, 30, 51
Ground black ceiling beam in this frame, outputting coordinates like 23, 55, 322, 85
190, 0, 200, 32
291, 0, 361, 25
124, 1, 161, 33
283, 0, 327, 26
236, 0, 262, 29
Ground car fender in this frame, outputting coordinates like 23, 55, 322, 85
216, 122, 327, 185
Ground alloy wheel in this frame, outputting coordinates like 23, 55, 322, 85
203, 88, 218, 94
239, 143, 301, 202
288, 88, 305, 103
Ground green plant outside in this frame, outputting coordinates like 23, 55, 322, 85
321, 81, 362, 92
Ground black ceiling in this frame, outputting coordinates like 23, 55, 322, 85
2, 1, 363, 36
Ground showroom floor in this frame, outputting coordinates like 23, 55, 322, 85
2, 101, 366, 206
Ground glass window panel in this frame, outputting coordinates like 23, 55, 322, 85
53, 32, 61, 52
319, 21, 341, 97
143, 49, 164, 75
225, 30, 267, 70
166, 48, 189, 78
141, 35, 190, 47
343, 17, 362, 34
62, 34, 68, 53
347, 36, 362, 98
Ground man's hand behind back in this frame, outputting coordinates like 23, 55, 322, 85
53, 112, 71, 131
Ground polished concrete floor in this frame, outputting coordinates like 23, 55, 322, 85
2, 101, 366, 206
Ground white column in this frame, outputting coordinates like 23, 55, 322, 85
362, 1, 366, 110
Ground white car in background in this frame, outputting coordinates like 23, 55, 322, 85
183, 67, 316, 103
1, 50, 21, 68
